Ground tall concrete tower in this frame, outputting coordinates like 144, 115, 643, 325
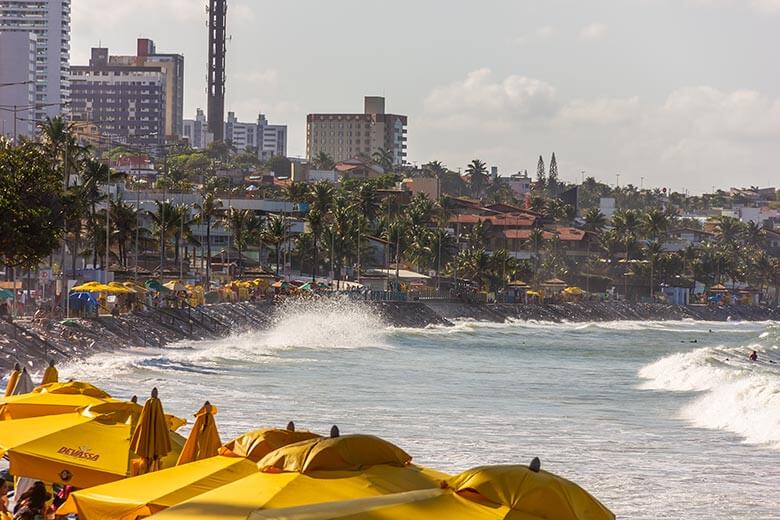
207, 0, 227, 142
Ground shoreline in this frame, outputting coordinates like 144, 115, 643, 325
1, 300, 777, 370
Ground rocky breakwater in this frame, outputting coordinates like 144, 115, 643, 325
420, 301, 780, 323
0, 302, 276, 371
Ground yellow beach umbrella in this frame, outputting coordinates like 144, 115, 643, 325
70, 281, 102, 292
106, 282, 133, 294
177, 402, 222, 466
218, 426, 321, 462
130, 387, 173, 473
163, 281, 186, 292
251, 463, 614, 520
0, 402, 184, 488
60, 426, 321, 519
41, 360, 58, 385
0, 381, 113, 420
564, 286, 585, 296
4, 363, 21, 397
152, 462, 446, 520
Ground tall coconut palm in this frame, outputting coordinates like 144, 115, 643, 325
715, 216, 743, 245
583, 208, 607, 233
465, 159, 488, 198
194, 192, 223, 286
371, 147, 394, 171
308, 181, 335, 214
306, 208, 323, 282
312, 151, 335, 170
221, 207, 254, 275
147, 200, 179, 273
261, 214, 289, 276
643, 208, 671, 243
110, 198, 138, 267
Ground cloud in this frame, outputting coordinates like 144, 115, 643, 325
424, 68, 557, 121
508, 25, 555, 46
579, 23, 607, 41
557, 97, 641, 126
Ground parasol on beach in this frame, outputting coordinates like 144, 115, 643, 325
0, 401, 184, 488
0, 288, 13, 299
149, 434, 446, 520
244, 463, 615, 520
176, 402, 222, 466
0, 380, 111, 420
59, 426, 321, 519
130, 388, 173, 474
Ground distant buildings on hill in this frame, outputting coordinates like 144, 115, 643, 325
183, 110, 287, 160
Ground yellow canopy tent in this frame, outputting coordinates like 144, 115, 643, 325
0, 402, 184, 488
245, 464, 615, 520
177, 402, 221, 465
60, 427, 322, 519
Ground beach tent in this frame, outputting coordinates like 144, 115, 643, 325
60, 428, 322, 519
244, 464, 614, 520
0, 401, 185, 488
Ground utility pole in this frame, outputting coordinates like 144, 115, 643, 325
105, 167, 111, 278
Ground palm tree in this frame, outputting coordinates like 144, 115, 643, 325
194, 192, 223, 287
371, 148, 394, 171
643, 240, 663, 300
110, 198, 138, 267
643, 208, 671, 243
308, 181, 335, 214
261, 214, 288, 276
283, 180, 309, 205
743, 221, 765, 248
312, 151, 335, 170
715, 216, 743, 245
221, 207, 254, 275
583, 208, 607, 233
465, 159, 488, 198
147, 200, 179, 273
306, 208, 323, 282
527, 228, 546, 283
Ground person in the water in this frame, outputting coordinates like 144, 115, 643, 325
749, 350, 758, 361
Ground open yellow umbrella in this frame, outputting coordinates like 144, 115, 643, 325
0, 381, 113, 420
177, 401, 222, 466
106, 282, 133, 294
3, 364, 21, 397
564, 287, 585, 296
0, 402, 184, 488
130, 387, 173, 473
219, 427, 321, 462
70, 281, 103, 292
60, 426, 322, 519
41, 360, 58, 385
151, 433, 446, 520
246, 463, 614, 520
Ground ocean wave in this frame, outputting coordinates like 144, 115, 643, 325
638, 343, 780, 448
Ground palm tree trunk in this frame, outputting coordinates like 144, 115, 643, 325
206, 219, 212, 287
312, 236, 318, 282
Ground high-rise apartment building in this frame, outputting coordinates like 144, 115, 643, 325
0, 31, 37, 140
224, 111, 287, 160
70, 47, 166, 147
0, 0, 71, 122
306, 96, 407, 166
183, 108, 212, 150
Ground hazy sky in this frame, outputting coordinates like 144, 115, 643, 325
71, 0, 779, 193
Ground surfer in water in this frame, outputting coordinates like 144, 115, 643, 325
749, 350, 757, 362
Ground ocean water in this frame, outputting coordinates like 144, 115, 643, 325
60, 300, 780, 519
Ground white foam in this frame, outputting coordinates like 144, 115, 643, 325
639, 344, 780, 448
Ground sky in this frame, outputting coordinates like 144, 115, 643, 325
71, 0, 780, 193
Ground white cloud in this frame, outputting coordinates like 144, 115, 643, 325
508, 25, 555, 46
424, 68, 557, 120
557, 97, 641, 126
579, 23, 607, 41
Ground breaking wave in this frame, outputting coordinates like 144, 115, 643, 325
638, 342, 780, 448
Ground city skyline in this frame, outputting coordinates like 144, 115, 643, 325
69, 0, 780, 192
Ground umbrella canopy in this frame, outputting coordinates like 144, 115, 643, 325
252, 464, 615, 520
41, 361, 58, 385
4, 365, 21, 397
177, 402, 222, 466
70, 281, 103, 292
124, 281, 149, 293
0, 402, 184, 488
0, 381, 112, 420
61, 427, 322, 519
106, 282, 133, 294
130, 388, 173, 473
258, 434, 412, 474
270, 281, 289, 289
219, 428, 321, 462
542, 278, 567, 287
0, 288, 13, 299
145, 279, 170, 293
709, 284, 728, 292
563, 286, 585, 296
164, 280, 187, 292
150, 463, 446, 520
507, 280, 529, 288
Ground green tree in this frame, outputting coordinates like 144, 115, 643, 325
371, 148, 394, 171
547, 152, 559, 197
0, 142, 65, 269
194, 192, 223, 286
535, 155, 546, 193
312, 151, 335, 170
465, 159, 488, 198
261, 214, 289, 276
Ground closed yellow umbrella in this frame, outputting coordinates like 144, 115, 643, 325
177, 402, 222, 466
258, 463, 615, 520
130, 387, 173, 473
0, 402, 184, 488
41, 360, 58, 385
60, 425, 321, 519
3, 363, 21, 397
152, 432, 447, 520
